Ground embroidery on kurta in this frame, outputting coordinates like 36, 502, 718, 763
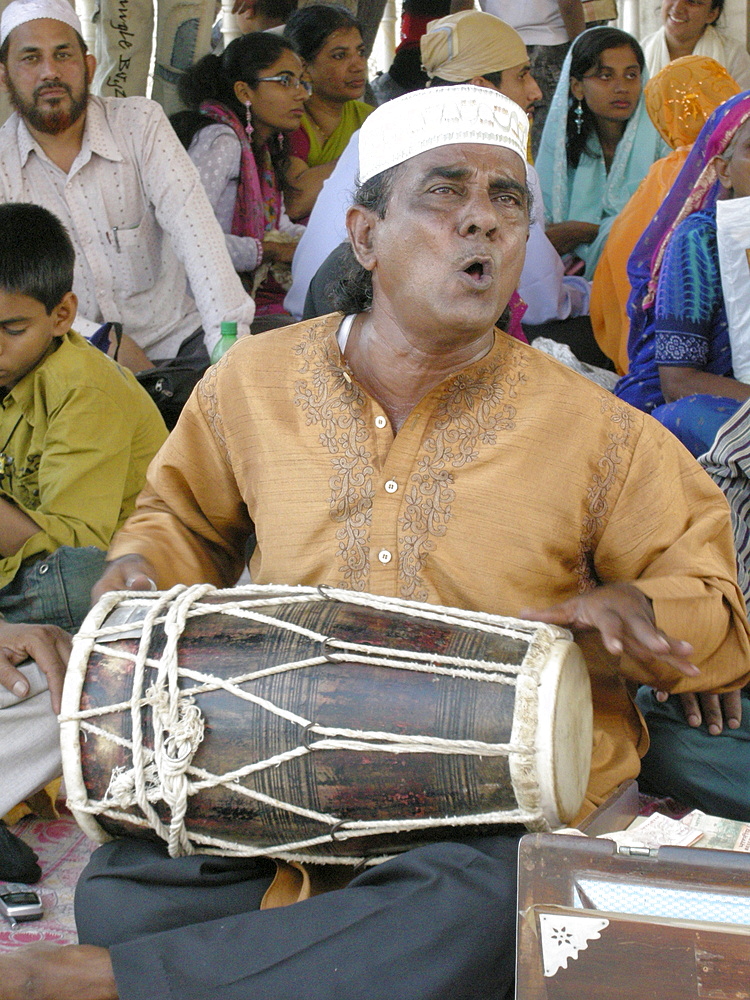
293, 328, 375, 591
576, 397, 633, 591
399, 354, 526, 602
198, 360, 230, 466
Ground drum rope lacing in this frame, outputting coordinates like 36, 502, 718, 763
62, 584, 569, 863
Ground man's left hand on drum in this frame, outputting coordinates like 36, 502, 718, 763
91, 554, 159, 604
0, 622, 72, 714
521, 582, 698, 688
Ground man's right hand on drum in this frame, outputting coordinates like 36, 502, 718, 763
521, 581, 699, 690
91, 554, 159, 605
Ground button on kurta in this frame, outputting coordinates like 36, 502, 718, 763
375, 415, 387, 428
378, 549, 392, 564
384, 480, 398, 493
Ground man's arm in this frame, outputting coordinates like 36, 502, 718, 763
102, 379, 253, 590
284, 157, 338, 223
529, 411, 750, 697
659, 366, 750, 405
522, 581, 698, 690
0, 945, 116, 1000
91, 553, 158, 603
545, 220, 599, 257
0, 496, 40, 556
3, 381, 166, 575
131, 101, 255, 349
559, 0, 585, 40
0, 622, 71, 713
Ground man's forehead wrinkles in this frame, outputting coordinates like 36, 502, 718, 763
409, 146, 524, 177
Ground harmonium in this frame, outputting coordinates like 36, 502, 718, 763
517, 780, 750, 999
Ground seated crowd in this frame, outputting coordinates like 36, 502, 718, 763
1, 0, 750, 996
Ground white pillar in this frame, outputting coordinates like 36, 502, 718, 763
221, 0, 240, 49
369, 0, 398, 77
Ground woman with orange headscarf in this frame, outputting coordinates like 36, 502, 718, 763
590, 55, 739, 373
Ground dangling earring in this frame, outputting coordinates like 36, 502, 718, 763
244, 100, 254, 140
574, 99, 584, 135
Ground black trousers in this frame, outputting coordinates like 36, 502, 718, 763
75, 832, 521, 1000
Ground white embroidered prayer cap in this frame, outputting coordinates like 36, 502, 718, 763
1, 0, 82, 46
358, 84, 529, 185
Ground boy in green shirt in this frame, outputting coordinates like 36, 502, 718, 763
0, 202, 167, 880
0, 202, 167, 626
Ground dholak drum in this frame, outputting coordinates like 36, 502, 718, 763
60, 584, 592, 867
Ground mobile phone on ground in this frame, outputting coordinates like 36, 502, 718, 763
0, 884, 43, 928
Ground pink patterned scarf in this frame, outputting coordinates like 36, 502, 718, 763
199, 100, 282, 241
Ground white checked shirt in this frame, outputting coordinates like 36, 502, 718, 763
0, 96, 255, 358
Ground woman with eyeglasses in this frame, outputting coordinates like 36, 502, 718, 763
171, 33, 307, 326
283, 4, 374, 221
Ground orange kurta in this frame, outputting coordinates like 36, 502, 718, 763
111, 314, 750, 816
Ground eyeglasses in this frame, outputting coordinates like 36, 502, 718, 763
255, 73, 313, 96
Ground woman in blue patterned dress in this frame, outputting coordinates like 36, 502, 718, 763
615, 90, 750, 457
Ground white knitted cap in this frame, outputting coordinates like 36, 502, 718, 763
1, 0, 82, 46
358, 84, 528, 185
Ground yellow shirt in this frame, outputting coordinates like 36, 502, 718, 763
0, 329, 167, 590
111, 314, 750, 815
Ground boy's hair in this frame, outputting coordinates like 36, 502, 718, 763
0, 203, 75, 313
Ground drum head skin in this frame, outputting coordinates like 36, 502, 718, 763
526, 639, 592, 827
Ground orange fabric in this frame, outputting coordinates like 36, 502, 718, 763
646, 55, 740, 151
590, 149, 689, 374
590, 56, 741, 374
261, 859, 355, 908
3, 780, 60, 825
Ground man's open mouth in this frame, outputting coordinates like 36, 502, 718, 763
462, 258, 493, 284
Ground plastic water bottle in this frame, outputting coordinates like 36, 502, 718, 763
210, 321, 238, 364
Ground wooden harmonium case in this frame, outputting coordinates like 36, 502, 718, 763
517, 784, 750, 999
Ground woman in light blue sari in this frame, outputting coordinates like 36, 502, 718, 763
536, 26, 668, 279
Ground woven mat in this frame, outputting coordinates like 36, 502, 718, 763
0, 812, 95, 950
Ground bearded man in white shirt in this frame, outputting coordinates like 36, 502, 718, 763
0, 0, 255, 364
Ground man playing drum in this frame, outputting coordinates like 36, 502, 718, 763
1, 84, 749, 1000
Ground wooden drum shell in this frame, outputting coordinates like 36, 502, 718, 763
60, 586, 593, 865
